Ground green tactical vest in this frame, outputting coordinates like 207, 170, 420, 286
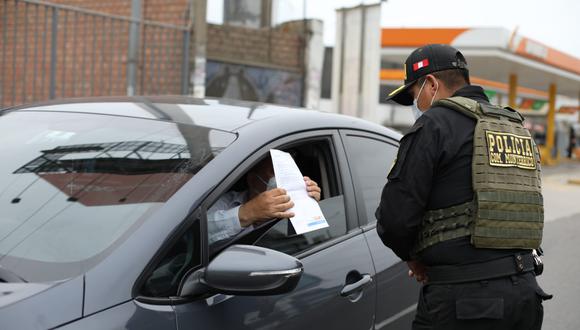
412, 96, 543, 254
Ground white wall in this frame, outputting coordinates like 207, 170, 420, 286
318, 98, 335, 113
331, 4, 381, 121
304, 20, 324, 110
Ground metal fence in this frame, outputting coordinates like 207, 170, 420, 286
0, 0, 191, 108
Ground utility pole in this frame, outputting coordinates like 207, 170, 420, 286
191, 0, 207, 98
127, 0, 141, 96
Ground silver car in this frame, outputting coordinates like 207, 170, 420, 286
0, 97, 419, 330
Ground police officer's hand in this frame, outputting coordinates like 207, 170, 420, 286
239, 188, 295, 227
407, 260, 428, 284
304, 176, 321, 201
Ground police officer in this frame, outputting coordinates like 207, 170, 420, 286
375, 44, 552, 329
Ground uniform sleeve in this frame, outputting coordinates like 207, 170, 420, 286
375, 116, 441, 261
207, 192, 245, 244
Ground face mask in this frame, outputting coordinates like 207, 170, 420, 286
254, 174, 277, 194
265, 176, 277, 190
411, 101, 423, 120
411, 78, 439, 120
411, 79, 427, 120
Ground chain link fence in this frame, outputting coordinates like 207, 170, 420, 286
0, 0, 191, 108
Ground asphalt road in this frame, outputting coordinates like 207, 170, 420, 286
536, 162, 580, 330
540, 213, 580, 330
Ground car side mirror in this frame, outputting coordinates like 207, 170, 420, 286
179, 245, 303, 297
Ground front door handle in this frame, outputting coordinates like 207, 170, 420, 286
340, 274, 372, 297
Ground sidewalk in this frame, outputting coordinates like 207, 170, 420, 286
542, 159, 580, 177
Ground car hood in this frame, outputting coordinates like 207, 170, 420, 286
0, 276, 84, 329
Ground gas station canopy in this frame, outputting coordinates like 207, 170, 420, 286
380, 28, 580, 98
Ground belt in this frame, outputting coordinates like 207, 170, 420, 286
426, 253, 535, 284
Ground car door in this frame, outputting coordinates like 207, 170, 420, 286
340, 130, 421, 330
171, 130, 377, 330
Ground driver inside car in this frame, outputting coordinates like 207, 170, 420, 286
207, 156, 321, 244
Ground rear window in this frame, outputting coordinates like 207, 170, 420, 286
0, 111, 235, 282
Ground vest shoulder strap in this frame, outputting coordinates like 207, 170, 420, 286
434, 96, 525, 123
433, 96, 481, 120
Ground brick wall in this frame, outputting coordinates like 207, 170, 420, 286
207, 21, 304, 71
46, 0, 306, 72
0, 0, 304, 108
0, 0, 190, 108
29, 0, 192, 97
47, 0, 190, 25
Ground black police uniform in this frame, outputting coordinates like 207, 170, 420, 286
375, 85, 551, 329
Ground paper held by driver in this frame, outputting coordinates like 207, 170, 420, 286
269, 149, 329, 234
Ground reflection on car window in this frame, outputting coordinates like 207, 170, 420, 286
345, 135, 397, 225
0, 111, 234, 282
206, 139, 347, 256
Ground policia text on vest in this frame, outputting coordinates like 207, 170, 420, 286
486, 131, 536, 170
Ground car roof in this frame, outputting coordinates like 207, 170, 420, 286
5, 96, 402, 139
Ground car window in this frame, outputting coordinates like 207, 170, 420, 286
206, 138, 348, 257
344, 134, 398, 225
0, 111, 234, 282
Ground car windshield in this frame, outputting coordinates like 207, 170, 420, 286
0, 110, 235, 282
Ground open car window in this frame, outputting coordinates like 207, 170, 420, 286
205, 137, 348, 258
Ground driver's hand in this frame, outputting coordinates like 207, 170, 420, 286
238, 188, 294, 227
304, 176, 321, 202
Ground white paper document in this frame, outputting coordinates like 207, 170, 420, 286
270, 149, 329, 234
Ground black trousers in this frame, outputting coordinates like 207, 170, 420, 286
412, 272, 551, 330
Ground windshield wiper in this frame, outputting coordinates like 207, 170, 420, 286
0, 265, 27, 283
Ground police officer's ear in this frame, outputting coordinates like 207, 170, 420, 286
424, 74, 439, 95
